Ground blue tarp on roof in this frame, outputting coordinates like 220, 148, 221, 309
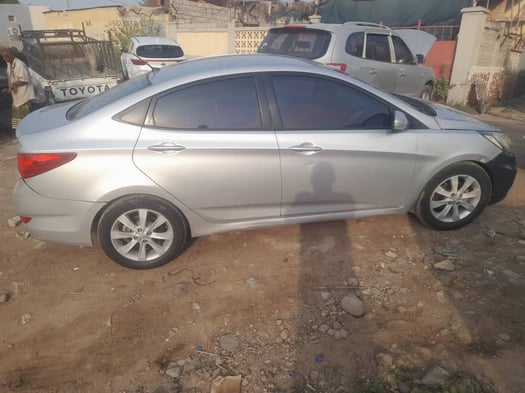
319, 0, 472, 26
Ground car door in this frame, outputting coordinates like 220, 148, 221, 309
391, 35, 422, 95
362, 33, 398, 92
133, 76, 282, 222
268, 74, 417, 216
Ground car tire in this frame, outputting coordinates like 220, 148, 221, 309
420, 84, 432, 100
98, 196, 188, 269
416, 162, 492, 230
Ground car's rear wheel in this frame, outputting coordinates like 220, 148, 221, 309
98, 196, 188, 269
416, 162, 491, 230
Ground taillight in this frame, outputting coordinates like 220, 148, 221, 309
326, 63, 347, 72
131, 58, 148, 66
20, 216, 32, 223
18, 153, 77, 179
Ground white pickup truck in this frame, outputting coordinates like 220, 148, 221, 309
21, 29, 122, 105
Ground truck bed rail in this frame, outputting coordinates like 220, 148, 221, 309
21, 29, 122, 80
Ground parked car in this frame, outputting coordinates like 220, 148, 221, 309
258, 22, 436, 99
14, 54, 516, 269
120, 36, 186, 80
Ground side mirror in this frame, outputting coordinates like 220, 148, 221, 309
415, 54, 425, 64
392, 111, 409, 132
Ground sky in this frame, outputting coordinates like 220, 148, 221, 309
18, 0, 142, 10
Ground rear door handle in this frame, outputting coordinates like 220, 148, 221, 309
369, 69, 378, 75
148, 142, 186, 154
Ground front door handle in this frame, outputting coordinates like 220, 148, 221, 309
148, 142, 186, 154
289, 143, 323, 154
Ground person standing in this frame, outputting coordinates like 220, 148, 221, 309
0, 45, 35, 130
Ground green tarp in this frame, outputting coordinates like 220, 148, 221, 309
319, 0, 472, 26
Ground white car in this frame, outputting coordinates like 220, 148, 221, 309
120, 36, 186, 80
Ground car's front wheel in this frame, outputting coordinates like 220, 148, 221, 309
416, 162, 492, 230
98, 196, 188, 269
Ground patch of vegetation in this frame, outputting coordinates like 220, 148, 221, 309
107, 17, 164, 53
432, 77, 455, 103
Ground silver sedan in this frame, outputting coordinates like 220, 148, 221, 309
14, 54, 516, 269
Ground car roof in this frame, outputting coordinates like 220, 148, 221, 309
150, 54, 338, 85
132, 36, 181, 46
271, 22, 393, 35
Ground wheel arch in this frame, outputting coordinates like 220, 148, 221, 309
413, 159, 493, 230
90, 192, 192, 242
409, 158, 493, 213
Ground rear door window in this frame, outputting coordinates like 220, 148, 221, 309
365, 34, 392, 63
152, 77, 262, 130
258, 28, 331, 59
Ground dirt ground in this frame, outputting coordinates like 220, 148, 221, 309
0, 108, 525, 393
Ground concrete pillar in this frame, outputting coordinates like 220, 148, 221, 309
228, 21, 236, 54
447, 6, 489, 105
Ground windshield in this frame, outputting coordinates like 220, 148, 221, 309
258, 28, 331, 60
67, 73, 151, 120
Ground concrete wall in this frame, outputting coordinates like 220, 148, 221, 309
171, 0, 233, 28
170, 24, 270, 58
448, 5, 525, 104
174, 29, 230, 57
0, 5, 49, 49
44, 6, 123, 40
447, 7, 490, 105
44, 6, 168, 41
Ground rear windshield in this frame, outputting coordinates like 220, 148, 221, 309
66, 72, 151, 120
137, 44, 184, 59
257, 28, 331, 60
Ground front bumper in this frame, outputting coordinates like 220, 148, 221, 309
13, 180, 105, 246
484, 151, 517, 204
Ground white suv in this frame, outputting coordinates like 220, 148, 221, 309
121, 36, 186, 80
258, 22, 435, 99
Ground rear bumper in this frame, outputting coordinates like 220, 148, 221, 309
13, 180, 105, 246
484, 151, 517, 204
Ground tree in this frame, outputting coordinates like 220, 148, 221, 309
107, 18, 164, 52
0, 0, 20, 3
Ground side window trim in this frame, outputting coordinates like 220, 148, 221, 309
264, 72, 395, 131
144, 74, 272, 131
391, 35, 415, 65
345, 31, 365, 58
364, 32, 393, 63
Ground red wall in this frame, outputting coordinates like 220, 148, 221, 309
424, 41, 457, 80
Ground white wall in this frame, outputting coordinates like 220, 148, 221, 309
0, 5, 49, 50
